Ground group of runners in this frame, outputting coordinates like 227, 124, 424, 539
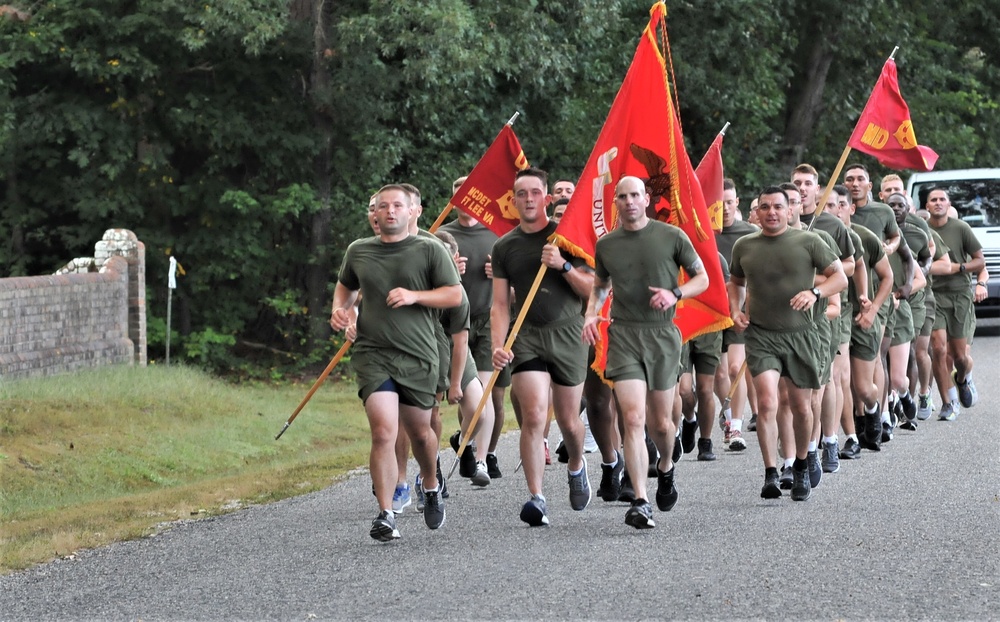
330, 161, 986, 541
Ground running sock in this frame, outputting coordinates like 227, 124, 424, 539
793, 457, 808, 471
730, 418, 743, 432
765, 466, 778, 478
847, 433, 858, 443
721, 407, 732, 423
783, 457, 794, 469
568, 466, 583, 477
864, 402, 879, 415
807, 440, 817, 452
822, 435, 838, 445
947, 386, 959, 403
602, 456, 618, 468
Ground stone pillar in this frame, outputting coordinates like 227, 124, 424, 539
95, 229, 147, 366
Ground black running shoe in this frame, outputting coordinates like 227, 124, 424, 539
760, 470, 781, 499
862, 411, 882, 452
624, 499, 655, 529
449, 430, 461, 453
486, 453, 502, 479
436, 456, 449, 498
555, 439, 569, 464
370, 509, 400, 542
778, 465, 794, 489
681, 418, 697, 454
458, 441, 477, 478
807, 450, 822, 488
598, 451, 624, 502
618, 471, 636, 503
655, 466, 678, 511
790, 467, 811, 501
648, 433, 660, 476
671, 435, 681, 464
697, 438, 716, 461
746, 413, 758, 432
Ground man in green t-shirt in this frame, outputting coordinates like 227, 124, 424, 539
729, 187, 847, 502
583, 176, 708, 529
331, 184, 463, 542
927, 188, 984, 420
491, 168, 593, 527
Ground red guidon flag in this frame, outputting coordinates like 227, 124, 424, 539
695, 130, 726, 233
448, 124, 529, 236
551, 1, 732, 375
847, 58, 938, 171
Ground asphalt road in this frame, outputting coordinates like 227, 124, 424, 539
2, 329, 999, 621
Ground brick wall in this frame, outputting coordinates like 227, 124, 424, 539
0, 229, 147, 380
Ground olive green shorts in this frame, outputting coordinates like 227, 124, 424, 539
908, 290, 927, 341
512, 316, 587, 387
849, 315, 883, 363
722, 325, 745, 349
838, 301, 853, 345
354, 350, 437, 411
470, 313, 511, 388
932, 289, 975, 339
890, 299, 915, 346
680, 330, 723, 376
440, 345, 479, 401
815, 316, 835, 386
920, 290, 936, 338
605, 321, 682, 391
881, 298, 895, 339
745, 324, 825, 390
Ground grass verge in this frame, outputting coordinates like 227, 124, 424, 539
0, 365, 372, 573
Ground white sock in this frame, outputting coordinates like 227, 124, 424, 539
783, 457, 793, 469
722, 407, 732, 423
730, 418, 743, 433
807, 440, 817, 453
847, 434, 858, 442
822, 435, 838, 445
569, 466, 583, 476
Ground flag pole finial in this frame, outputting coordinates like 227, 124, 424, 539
506, 111, 520, 126
720, 121, 731, 136
889, 46, 899, 61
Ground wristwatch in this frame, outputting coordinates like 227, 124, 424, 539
958, 263, 966, 273
976, 281, 986, 288
671, 286, 683, 300
810, 287, 822, 301
561, 261, 573, 273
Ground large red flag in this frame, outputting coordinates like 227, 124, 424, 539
448, 124, 529, 236
552, 1, 731, 361
695, 129, 726, 233
847, 58, 938, 172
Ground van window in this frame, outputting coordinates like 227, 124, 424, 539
912, 179, 1000, 227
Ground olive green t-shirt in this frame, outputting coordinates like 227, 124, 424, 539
905, 212, 932, 239
730, 228, 838, 331
595, 219, 700, 324
848, 223, 885, 309
801, 211, 856, 260
891, 226, 929, 290
439, 220, 498, 317
715, 220, 758, 264
930, 217, 982, 294
492, 220, 584, 326
338, 234, 461, 383
850, 201, 899, 243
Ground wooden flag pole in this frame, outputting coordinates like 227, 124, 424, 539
275, 339, 352, 440
451, 263, 547, 472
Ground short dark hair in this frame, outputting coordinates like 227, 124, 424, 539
377, 184, 413, 207
778, 182, 798, 194
758, 185, 789, 205
434, 230, 459, 255
792, 163, 819, 180
399, 182, 421, 203
515, 167, 548, 189
723, 178, 736, 192
924, 186, 949, 208
833, 184, 849, 198
844, 162, 869, 177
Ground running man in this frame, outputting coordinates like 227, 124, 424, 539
331, 184, 462, 541
583, 176, 708, 528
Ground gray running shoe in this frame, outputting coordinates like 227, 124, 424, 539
821, 441, 840, 473
916, 393, 933, 420
624, 500, 655, 530
423, 487, 445, 530
791, 467, 811, 501
807, 451, 822, 488
370, 510, 400, 542
957, 376, 977, 408
839, 438, 861, 460
520, 495, 549, 526
414, 474, 425, 512
938, 401, 959, 422
471, 461, 491, 487
568, 459, 592, 511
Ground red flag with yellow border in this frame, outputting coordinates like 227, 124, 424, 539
695, 131, 726, 233
847, 58, 938, 172
448, 124, 529, 236
551, 2, 731, 378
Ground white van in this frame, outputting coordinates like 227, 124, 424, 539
907, 168, 1000, 316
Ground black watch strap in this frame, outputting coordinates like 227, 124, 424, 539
672, 286, 683, 300
561, 261, 573, 273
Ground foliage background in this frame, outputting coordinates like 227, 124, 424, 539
2, 0, 998, 375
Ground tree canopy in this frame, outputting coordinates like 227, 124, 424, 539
2, 0, 998, 376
